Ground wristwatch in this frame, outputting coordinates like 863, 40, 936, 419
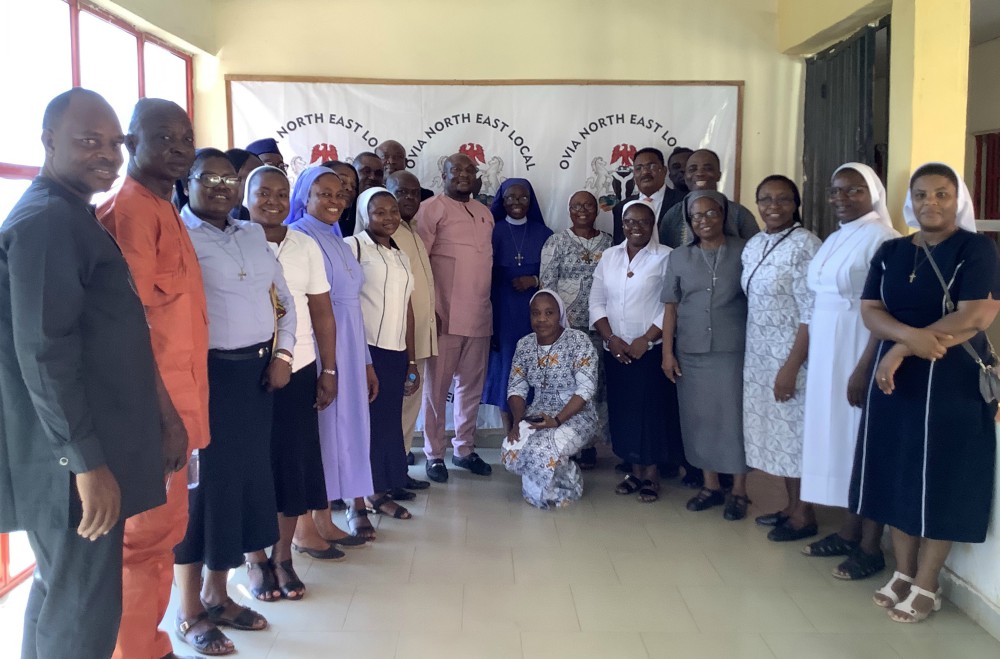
646, 340, 655, 351
274, 351, 293, 368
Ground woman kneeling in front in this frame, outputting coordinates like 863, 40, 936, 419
502, 290, 599, 509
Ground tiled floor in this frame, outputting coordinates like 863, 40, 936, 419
3, 446, 1000, 658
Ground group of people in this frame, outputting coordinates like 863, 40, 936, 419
0, 87, 997, 659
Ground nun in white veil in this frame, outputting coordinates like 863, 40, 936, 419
502, 289, 600, 509
849, 161, 1000, 622
799, 162, 900, 579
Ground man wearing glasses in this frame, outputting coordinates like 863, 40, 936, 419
611, 147, 686, 245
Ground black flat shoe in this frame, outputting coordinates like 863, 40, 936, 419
723, 493, 751, 521
767, 523, 819, 542
686, 488, 725, 511
404, 475, 431, 490
426, 459, 449, 483
387, 488, 416, 501
291, 542, 346, 561
452, 452, 492, 476
755, 511, 790, 527
680, 468, 704, 489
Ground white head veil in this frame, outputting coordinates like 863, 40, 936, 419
832, 162, 893, 229
902, 162, 977, 232
529, 288, 568, 328
621, 199, 660, 246
354, 186, 394, 236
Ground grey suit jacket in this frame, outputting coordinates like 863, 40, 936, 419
0, 177, 164, 531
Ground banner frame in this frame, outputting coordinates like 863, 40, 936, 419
225, 75, 745, 201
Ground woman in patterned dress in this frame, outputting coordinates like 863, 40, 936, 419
501, 290, 600, 509
740, 176, 822, 541
539, 190, 613, 467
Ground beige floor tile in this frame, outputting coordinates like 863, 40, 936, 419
704, 543, 838, 590
236, 582, 354, 631
395, 631, 524, 658
301, 542, 416, 585
343, 583, 462, 631
466, 514, 561, 549
786, 586, 911, 633
512, 545, 620, 585
608, 548, 723, 587
463, 583, 580, 634
679, 585, 816, 633
521, 631, 649, 659
884, 631, 1000, 658
762, 632, 900, 659
555, 515, 656, 549
571, 583, 699, 633
266, 631, 398, 658
408, 544, 514, 584
641, 632, 775, 658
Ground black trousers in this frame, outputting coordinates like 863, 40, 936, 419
22, 521, 125, 659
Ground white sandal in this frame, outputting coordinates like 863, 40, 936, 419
873, 570, 914, 608
888, 584, 942, 623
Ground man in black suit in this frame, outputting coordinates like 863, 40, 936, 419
610, 146, 687, 245
0, 88, 172, 659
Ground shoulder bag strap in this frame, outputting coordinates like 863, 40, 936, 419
921, 241, 991, 366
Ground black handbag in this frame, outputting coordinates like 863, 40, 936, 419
922, 241, 1000, 403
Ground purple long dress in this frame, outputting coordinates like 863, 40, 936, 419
289, 214, 374, 499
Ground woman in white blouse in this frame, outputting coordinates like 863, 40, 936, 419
346, 187, 419, 522
589, 200, 681, 503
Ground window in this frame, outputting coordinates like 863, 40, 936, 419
0, 0, 193, 597
974, 132, 1000, 221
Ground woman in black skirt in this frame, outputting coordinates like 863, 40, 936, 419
243, 165, 347, 601
346, 186, 419, 528
173, 150, 297, 655
589, 200, 681, 503
850, 162, 1000, 623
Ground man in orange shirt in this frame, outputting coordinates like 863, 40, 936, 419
98, 98, 212, 659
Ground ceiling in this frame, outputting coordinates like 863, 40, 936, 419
972, 0, 1000, 45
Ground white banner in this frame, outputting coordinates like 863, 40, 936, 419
229, 79, 742, 233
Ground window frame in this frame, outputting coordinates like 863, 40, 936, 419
0, 0, 194, 597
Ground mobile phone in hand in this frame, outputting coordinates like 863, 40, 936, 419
524, 414, 545, 424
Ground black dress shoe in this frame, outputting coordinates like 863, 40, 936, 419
767, 523, 819, 542
755, 511, 790, 527
686, 488, 725, 511
388, 488, 416, 501
426, 459, 449, 483
452, 452, 492, 475
406, 451, 415, 466
404, 475, 430, 490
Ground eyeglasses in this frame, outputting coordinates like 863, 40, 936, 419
826, 185, 869, 199
569, 203, 597, 212
632, 163, 661, 173
622, 217, 653, 227
756, 196, 796, 206
690, 209, 722, 223
190, 173, 241, 188
503, 194, 530, 204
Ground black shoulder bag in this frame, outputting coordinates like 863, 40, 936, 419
922, 242, 1000, 403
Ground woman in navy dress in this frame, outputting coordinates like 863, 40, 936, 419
849, 162, 1000, 623
481, 178, 553, 430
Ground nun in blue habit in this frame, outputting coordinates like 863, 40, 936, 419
481, 178, 553, 427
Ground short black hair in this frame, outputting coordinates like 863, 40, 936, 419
910, 163, 958, 190
691, 148, 721, 167
668, 147, 694, 160
353, 152, 381, 166
42, 88, 106, 131
634, 147, 665, 165
128, 97, 186, 134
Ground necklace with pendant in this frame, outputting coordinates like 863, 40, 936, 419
210, 225, 248, 280
909, 238, 937, 283
508, 221, 528, 266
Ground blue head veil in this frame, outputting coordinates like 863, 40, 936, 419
489, 178, 545, 225
286, 165, 339, 225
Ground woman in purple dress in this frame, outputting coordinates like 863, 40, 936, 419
481, 178, 553, 431
287, 166, 381, 543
